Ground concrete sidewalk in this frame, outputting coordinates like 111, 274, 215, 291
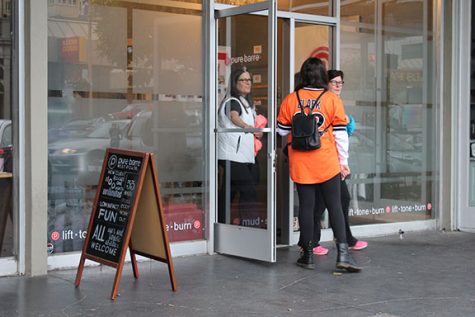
1, 230, 475, 317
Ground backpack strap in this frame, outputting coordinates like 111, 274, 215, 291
312, 89, 326, 110
295, 89, 331, 136
296, 89, 326, 113
295, 90, 305, 114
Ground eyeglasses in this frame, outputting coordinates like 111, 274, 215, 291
238, 78, 252, 83
329, 80, 344, 86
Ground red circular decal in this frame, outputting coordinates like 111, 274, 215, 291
309, 46, 330, 68
427, 202, 432, 210
385, 206, 391, 213
50, 231, 60, 241
193, 220, 201, 229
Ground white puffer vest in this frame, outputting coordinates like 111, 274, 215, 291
217, 96, 255, 163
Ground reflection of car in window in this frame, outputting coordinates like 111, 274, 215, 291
48, 108, 204, 186
126, 111, 154, 146
48, 118, 106, 143
349, 126, 422, 174
48, 119, 131, 185
386, 133, 422, 172
124, 110, 203, 183
109, 103, 153, 120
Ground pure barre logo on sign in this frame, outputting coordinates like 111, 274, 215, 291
108, 155, 118, 169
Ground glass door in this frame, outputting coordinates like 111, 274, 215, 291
274, 19, 336, 246
291, 21, 334, 238
214, 0, 277, 262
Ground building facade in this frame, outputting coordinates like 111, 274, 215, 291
0, 0, 471, 276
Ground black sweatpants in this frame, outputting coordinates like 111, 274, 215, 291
313, 179, 357, 246
218, 160, 258, 224
296, 174, 347, 246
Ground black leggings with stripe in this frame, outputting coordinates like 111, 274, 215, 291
296, 174, 347, 245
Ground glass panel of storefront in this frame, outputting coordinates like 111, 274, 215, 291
340, 0, 434, 224
0, 0, 14, 258
47, 0, 205, 254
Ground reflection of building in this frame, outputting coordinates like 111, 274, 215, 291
0, 0, 11, 18
2, 1, 475, 277
0, 0, 10, 119
48, 0, 82, 19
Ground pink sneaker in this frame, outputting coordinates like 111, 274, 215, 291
349, 240, 368, 250
313, 245, 329, 255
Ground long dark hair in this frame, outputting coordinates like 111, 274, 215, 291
295, 57, 328, 91
227, 67, 253, 106
328, 69, 344, 81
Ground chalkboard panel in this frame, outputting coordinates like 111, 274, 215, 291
85, 151, 145, 263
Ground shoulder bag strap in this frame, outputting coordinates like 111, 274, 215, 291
311, 89, 326, 110
296, 89, 327, 113
295, 90, 305, 114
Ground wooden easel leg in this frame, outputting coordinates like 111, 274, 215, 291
167, 259, 178, 292
111, 263, 125, 300
75, 255, 86, 287
130, 248, 139, 279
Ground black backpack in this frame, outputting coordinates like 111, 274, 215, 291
291, 89, 326, 151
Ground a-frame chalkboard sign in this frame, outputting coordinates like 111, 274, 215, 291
75, 148, 177, 300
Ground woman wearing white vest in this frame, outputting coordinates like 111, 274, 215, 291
217, 68, 261, 225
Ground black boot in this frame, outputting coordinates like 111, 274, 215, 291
297, 241, 314, 269
336, 243, 362, 273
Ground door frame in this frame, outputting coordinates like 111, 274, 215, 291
207, 0, 277, 262
206, 2, 343, 259
454, 0, 475, 231
280, 14, 339, 246
0, 0, 22, 276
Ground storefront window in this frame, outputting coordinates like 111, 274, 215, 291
340, 0, 434, 224
0, 0, 14, 258
47, 0, 205, 254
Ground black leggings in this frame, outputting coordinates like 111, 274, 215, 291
296, 174, 347, 245
313, 179, 357, 246
218, 160, 258, 224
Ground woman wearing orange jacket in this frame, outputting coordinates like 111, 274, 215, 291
277, 57, 361, 272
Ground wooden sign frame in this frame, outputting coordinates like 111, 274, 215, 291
75, 148, 177, 299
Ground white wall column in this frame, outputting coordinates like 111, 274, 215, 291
23, 0, 48, 276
